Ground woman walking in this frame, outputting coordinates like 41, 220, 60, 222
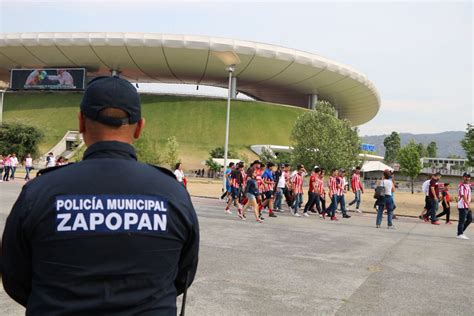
174, 162, 187, 188
242, 167, 263, 223
376, 170, 396, 229
3, 154, 11, 182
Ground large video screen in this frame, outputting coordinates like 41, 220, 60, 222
10, 68, 86, 90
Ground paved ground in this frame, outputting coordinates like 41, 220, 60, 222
1, 180, 473, 315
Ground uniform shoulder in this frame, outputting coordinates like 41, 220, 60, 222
147, 164, 178, 180
36, 164, 74, 177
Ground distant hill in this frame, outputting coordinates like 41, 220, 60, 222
362, 131, 466, 158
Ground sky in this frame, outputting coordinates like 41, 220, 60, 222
0, 0, 472, 136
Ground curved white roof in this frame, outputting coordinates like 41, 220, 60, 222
0, 32, 380, 125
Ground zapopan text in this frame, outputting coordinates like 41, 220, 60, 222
55, 195, 168, 233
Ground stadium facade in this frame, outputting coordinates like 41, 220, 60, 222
0, 32, 380, 125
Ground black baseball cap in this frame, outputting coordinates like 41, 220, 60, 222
463, 172, 471, 178
80, 76, 141, 127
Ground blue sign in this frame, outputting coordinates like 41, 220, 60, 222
361, 144, 376, 152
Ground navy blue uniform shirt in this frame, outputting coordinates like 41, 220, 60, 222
1, 141, 199, 315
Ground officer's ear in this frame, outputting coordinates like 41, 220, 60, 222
133, 118, 145, 139
78, 112, 86, 134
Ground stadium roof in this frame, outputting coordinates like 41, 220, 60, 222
0, 32, 380, 125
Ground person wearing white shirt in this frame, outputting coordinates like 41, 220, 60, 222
376, 170, 396, 229
419, 176, 433, 221
174, 162, 186, 187
46, 152, 56, 168
10, 153, 19, 180
24, 153, 33, 181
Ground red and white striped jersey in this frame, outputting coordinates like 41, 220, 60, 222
308, 173, 318, 193
351, 173, 362, 191
255, 168, 264, 192
316, 177, 325, 196
457, 182, 472, 209
230, 170, 243, 188
240, 169, 247, 189
292, 172, 304, 194
328, 176, 337, 195
336, 176, 345, 195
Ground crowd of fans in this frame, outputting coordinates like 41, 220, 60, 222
2, 153, 471, 239
219, 160, 472, 239
221, 160, 366, 223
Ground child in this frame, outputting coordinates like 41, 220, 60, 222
436, 183, 452, 224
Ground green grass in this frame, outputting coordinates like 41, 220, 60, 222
3, 92, 307, 167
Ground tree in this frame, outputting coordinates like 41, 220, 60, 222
205, 157, 221, 173
416, 143, 427, 158
398, 140, 423, 194
275, 151, 292, 164
383, 132, 400, 164
164, 136, 180, 169
290, 101, 360, 171
461, 123, 474, 167
134, 133, 162, 165
0, 123, 43, 159
209, 146, 237, 159
426, 141, 437, 158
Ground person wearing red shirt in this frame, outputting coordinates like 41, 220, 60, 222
303, 167, 321, 216
348, 166, 364, 213
315, 168, 327, 217
326, 168, 339, 220
336, 169, 351, 219
261, 162, 277, 218
225, 163, 244, 216
436, 182, 452, 224
291, 164, 306, 217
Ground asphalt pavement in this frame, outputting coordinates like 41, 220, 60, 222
1, 180, 472, 315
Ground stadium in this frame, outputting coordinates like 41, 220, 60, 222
0, 32, 380, 167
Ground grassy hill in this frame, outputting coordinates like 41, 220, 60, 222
3, 92, 307, 168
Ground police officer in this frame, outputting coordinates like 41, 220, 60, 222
1, 76, 199, 315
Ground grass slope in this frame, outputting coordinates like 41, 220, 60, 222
3, 92, 306, 167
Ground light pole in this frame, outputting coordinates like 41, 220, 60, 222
212, 51, 241, 192
0, 89, 5, 126
222, 65, 234, 191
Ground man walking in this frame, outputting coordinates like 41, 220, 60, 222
327, 168, 339, 220
348, 166, 364, 213
291, 164, 306, 217
303, 167, 320, 216
10, 153, 18, 180
427, 172, 441, 225
337, 169, 351, 219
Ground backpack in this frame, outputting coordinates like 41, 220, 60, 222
373, 180, 386, 199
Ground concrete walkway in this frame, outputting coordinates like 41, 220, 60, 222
1, 180, 472, 315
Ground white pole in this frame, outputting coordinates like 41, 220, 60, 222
0, 90, 4, 126
222, 68, 233, 191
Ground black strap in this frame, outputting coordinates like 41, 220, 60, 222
179, 271, 190, 316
